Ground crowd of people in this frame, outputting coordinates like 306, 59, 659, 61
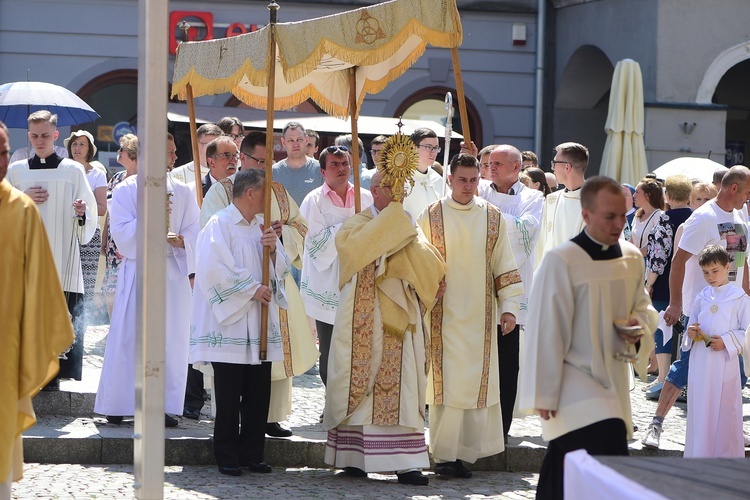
4, 108, 750, 498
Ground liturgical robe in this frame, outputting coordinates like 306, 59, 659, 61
323, 203, 445, 472
534, 188, 584, 264
519, 232, 658, 443
94, 175, 200, 416
0, 180, 74, 488
190, 204, 288, 366
417, 196, 524, 463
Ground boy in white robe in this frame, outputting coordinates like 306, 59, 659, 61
94, 173, 200, 425
190, 169, 289, 476
683, 245, 750, 458
402, 128, 446, 218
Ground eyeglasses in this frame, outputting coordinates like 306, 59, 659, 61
213, 152, 240, 161
241, 151, 266, 165
550, 160, 569, 169
325, 145, 349, 153
118, 147, 124, 152
371, 148, 382, 156
418, 144, 441, 154
224, 133, 242, 141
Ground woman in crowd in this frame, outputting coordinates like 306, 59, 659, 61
100, 134, 138, 318
66, 130, 107, 317
630, 178, 665, 256
520, 167, 552, 197
643, 175, 693, 395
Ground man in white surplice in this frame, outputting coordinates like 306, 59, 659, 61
94, 169, 200, 426
534, 142, 588, 264
190, 169, 289, 476
6, 110, 97, 384
299, 146, 373, 390
519, 176, 658, 499
477, 144, 543, 442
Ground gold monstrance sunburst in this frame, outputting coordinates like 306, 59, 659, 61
377, 132, 419, 202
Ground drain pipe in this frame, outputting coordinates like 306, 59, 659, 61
534, 0, 546, 155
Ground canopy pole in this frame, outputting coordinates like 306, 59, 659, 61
186, 85, 203, 208
451, 47, 471, 147
260, 0, 280, 361
348, 67, 361, 213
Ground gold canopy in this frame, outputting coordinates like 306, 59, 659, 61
171, 0, 463, 118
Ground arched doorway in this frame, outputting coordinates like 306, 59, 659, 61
701, 47, 750, 167
553, 45, 613, 175
77, 70, 138, 175
395, 86, 482, 165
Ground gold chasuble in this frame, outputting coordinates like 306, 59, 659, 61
0, 179, 74, 483
417, 196, 523, 464
323, 203, 445, 473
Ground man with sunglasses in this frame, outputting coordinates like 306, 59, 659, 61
535, 142, 588, 263
300, 146, 373, 394
199, 132, 319, 438
403, 128, 446, 218
201, 137, 239, 198
171, 123, 222, 186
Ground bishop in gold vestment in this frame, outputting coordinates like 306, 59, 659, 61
323, 169, 445, 484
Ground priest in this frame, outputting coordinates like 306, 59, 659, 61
6, 110, 97, 385
519, 176, 658, 499
94, 162, 200, 426
417, 153, 523, 479
323, 161, 445, 485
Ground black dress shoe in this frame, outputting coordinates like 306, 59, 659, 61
397, 470, 429, 485
183, 408, 201, 420
106, 415, 123, 425
343, 466, 367, 478
265, 422, 293, 437
165, 414, 179, 428
246, 462, 272, 473
218, 465, 242, 476
434, 460, 472, 478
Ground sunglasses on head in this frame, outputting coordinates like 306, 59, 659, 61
325, 145, 349, 153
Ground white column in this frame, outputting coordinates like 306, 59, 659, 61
135, 0, 169, 498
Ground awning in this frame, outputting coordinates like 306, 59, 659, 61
167, 103, 462, 139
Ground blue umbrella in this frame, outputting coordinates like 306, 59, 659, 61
0, 81, 100, 128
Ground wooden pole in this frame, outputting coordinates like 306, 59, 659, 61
260, 1, 280, 361
186, 85, 203, 208
348, 67, 361, 213
451, 47, 471, 147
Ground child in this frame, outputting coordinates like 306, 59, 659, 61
683, 245, 750, 458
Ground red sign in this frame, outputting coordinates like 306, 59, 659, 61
169, 11, 260, 55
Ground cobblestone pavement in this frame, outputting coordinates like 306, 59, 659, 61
12, 465, 539, 499
19, 325, 750, 497
61, 325, 750, 449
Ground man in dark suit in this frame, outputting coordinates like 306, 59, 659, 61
202, 136, 239, 198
